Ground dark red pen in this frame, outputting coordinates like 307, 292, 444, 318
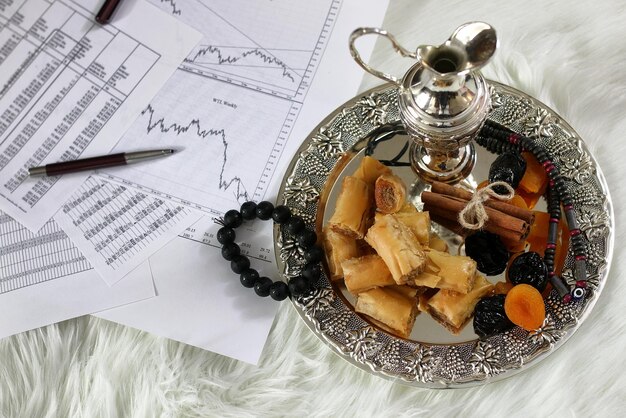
96, 0, 123, 25
28, 149, 175, 177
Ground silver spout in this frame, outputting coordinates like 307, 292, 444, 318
417, 22, 497, 76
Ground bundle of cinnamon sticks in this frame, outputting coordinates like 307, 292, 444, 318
422, 181, 534, 248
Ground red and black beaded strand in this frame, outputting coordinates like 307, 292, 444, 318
544, 187, 575, 301
215, 201, 319, 301
477, 120, 587, 302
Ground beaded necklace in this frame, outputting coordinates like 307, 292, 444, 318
216, 201, 321, 301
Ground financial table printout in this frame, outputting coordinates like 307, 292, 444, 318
0, 0, 200, 230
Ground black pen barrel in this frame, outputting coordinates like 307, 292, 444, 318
96, 0, 123, 24
42, 153, 127, 176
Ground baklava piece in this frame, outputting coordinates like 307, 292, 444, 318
365, 214, 426, 284
424, 250, 477, 294
328, 176, 371, 239
394, 211, 431, 246
353, 156, 392, 187
355, 287, 418, 338
425, 274, 494, 334
323, 227, 358, 281
342, 254, 395, 294
374, 173, 407, 214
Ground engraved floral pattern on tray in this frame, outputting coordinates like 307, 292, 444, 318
274, 82, 613, 388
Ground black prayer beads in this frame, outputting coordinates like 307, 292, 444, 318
216, 201, 319, 301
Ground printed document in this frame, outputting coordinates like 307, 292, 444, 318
0, 209, 155, 338
54, 175, 201, 284
0, 0, 201, 230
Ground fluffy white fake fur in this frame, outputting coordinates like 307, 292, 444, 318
1, 0, 625, 416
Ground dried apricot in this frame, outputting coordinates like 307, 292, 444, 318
515, 188, 542, 210
515, 152, 548, 210
509, 194, 529, 210
518, 152, 548, 194
493, 281, 514, 295
527, 211, 549, 256
504, 284, 546, 331
477, 180, 489, 189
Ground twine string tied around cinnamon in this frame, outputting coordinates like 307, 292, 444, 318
458, 181, 515, 230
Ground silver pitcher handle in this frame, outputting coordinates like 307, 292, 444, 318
349, 27, 416, 85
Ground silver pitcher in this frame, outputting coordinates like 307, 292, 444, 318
349, 22, 497, 184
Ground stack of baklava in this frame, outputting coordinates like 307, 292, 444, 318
323, 157, 494, 338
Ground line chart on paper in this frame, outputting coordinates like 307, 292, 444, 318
140, 102, 251, 205
153, 0, 340, 100
98, 73, 297, 215
94, 0, 342, 217
182, 45, 311, 97
155, 0, 182, 16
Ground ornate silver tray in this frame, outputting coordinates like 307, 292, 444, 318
274, 81, 614, 388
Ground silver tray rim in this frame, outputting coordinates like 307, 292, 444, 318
274, 81, 614, 388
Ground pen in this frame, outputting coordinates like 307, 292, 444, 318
96, 0, 123, 25
28, 149, 175, 177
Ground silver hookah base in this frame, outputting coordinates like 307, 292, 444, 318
409, 141, 476, 184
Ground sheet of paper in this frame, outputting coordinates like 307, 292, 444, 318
96, 217, 278, 365
53, 175, 202, 284
92, 0, 388, 364
0, 0, 201, 231
0, 210, 155, 339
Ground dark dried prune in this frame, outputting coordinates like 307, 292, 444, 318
507, 251, 548, 292
473, 294, 514, 339
464, 231, 509, 276
488, 151, 527, 194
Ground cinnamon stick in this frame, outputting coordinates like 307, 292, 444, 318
429, 213, 468, 237
429, 213, 523, 249
421, 191, 529, 243
430, 181, 535, 225
425, 201, 525, 244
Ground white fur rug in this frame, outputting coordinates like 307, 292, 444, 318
2, 0, 626, 416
